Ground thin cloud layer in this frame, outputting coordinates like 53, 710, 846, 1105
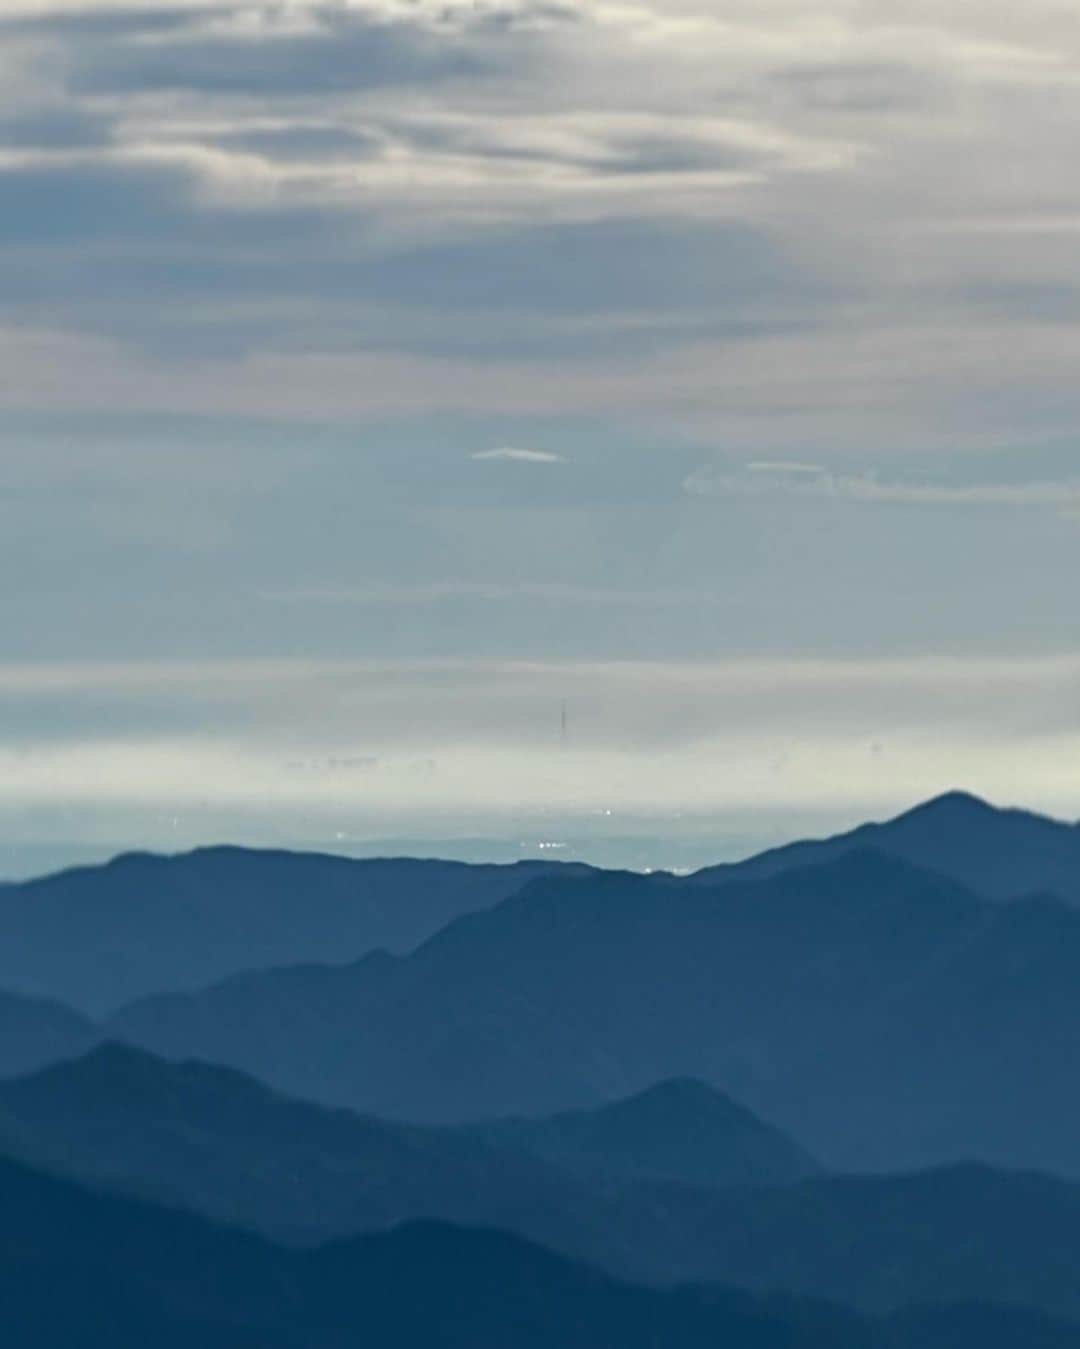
3, 654, 1080, 847
686, 463, 1080, 515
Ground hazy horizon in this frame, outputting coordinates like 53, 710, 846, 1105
1, 783, 1075, 885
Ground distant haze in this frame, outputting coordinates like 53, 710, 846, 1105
3, 654, 1080, 876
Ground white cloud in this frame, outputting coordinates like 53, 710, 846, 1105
472, 447, 565, 463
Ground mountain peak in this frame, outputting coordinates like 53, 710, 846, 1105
893, 790, 998, 824
474, 1076, 820, 1188
696, 789, 1080, 904
594, 1075, 774, 1129
622, 1075, 734, 1107
3, 1040, 286, 1117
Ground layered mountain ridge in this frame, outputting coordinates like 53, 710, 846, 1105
0, 1042, 816, 1253
3, 791, 1080, 1343
103, 846, 1080, 1173
6, 1043, 1080, 1321
0, 850, 590, 1014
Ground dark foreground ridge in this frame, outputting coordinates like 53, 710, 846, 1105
2, 1149, 1079, 1349
7, 1045, 1080, 1322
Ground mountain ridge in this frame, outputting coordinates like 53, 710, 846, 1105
693, 791, 1080, 901
464, 1074, 820, 1189
103, 848, 1080, 1172
0, 849, 591, 1014
4, 1126, 1080, 1345
0, 989, 98, 1080
0, 1042, 817, 1250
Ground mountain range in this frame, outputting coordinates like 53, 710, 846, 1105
0, 850, 587, 1014
4, 791, 1080, 1343
3, 1146, 1079, 1349
5, 1044, 1080, 1323
101, 845, 1080, 1173
697, 790, 1080, 902
0, 1043, 813, 1250
7, 811, 1080, 1174
3, 791, 1075, 1021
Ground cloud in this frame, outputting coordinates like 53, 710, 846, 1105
472, 447, 564, 463
0, 7, 198, 40
0, 107, 111, 149
8, 0, 1080, 728
767, 60, 946, 114
685, 461, 1080, 514
1, 0, 1074, 423
3, 654, 1080, 839
68, 5, 489, 97
0, 131, 829, 359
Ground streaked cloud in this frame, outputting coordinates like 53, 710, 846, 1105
472, 447, 564, 463
0, 0, 1075, 398
686, 462, 1080, 515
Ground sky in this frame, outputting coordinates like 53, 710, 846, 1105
3, 0, 1080, 870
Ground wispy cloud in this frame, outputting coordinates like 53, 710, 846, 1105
1, 0, 1080, 450
471, 447, 565, 463
686, 461, 1080, 514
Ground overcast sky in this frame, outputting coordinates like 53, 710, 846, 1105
3, 0, 1080, 865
